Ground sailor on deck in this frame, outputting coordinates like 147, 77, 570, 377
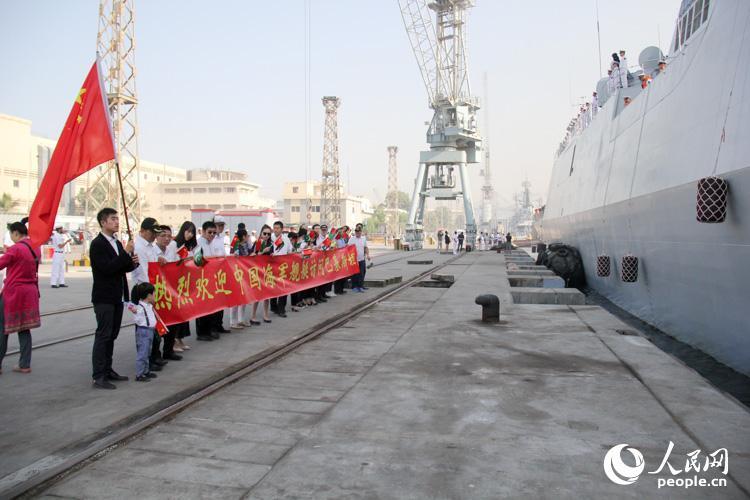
591, 92, 599, 116
619, 50, 629, 88
50, 225, 70, 288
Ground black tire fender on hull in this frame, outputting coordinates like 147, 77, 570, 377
542, 243, 586, 288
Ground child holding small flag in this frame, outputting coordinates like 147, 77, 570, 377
128, 282, 159, 382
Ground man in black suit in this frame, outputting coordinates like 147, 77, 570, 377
90, 208, 139, 390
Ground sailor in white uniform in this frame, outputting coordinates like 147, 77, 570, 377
50, 225, 71, 288
619, 50, 629, 88
591, 92, 599, 116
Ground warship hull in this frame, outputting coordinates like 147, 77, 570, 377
541, 0, 750, 375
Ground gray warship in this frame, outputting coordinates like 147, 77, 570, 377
539, 0, 750, 376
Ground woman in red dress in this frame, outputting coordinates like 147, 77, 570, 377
0, 220, 41, 374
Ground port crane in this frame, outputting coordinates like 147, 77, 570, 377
397, 0, 482, 249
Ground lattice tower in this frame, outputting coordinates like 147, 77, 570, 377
320, 96, 341, 226
85, 0, 142, 233
387, 146, 399, 236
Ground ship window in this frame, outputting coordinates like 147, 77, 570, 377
674, 0, 709, 51
692, 0, 703, 31
569, 146, 577, 176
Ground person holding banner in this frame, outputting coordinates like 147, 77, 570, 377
210, 216, 231, 335
196, 221, 220, 341
168, 221, 197, 351
229, 229, 251, 329
269, 221, 291, 318
132, 218, 174, 369
90, 208, 138, 390
348, 224, 371, 292
249, 225, 273, 325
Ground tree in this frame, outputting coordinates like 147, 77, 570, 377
385, 191, 411, 211
364, 205, 387, 234
0, 193, 18, 213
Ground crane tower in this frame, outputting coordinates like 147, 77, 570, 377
480, 72, 495, 230
398, 0, 481, 249
85, 0, 142, 232
387, 146, 399, 237
320, 96, 342, 227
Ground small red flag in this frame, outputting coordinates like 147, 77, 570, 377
29, 59, 115, 246
154, 310, 169, 337
177, 245, 189, 259
255, 239, 263, 253
274, 236, 283, 249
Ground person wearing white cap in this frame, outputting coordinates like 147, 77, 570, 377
50, 225, 71, 288
619, 50, 629, 88
210, 216, 231, 334
211, 215, 230, 256
591, 91, 599, 117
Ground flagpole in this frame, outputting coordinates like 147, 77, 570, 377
114, 161, 133, 239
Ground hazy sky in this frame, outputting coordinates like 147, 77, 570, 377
0, 0, 679, 212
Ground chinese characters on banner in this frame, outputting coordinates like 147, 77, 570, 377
148, 246, 359, 325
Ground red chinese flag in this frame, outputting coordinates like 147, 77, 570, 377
177, 245, 189, 259
275, 236, 283, 248
28, 59, 115, 246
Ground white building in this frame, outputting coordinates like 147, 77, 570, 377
282, 180, 374, 228
0, 112, 274, 232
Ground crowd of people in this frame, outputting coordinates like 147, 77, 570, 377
434, 229, 512, 253
0, 210, 373, 387
556, 50, 669, 157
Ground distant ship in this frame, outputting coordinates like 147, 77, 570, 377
539, 0, 750, 376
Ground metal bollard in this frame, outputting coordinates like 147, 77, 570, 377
475, 294, 500, 322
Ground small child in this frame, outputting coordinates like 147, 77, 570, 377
128, 282, 159, 382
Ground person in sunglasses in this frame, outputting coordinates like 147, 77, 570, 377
249, 225, 273, 325
269, 221, 291, 318
195, 221, 221, 341
348, 224, 371, 292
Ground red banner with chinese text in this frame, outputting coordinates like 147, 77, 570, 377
148, 246, 359, 325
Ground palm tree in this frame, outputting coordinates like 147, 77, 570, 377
0, 193, 18, 213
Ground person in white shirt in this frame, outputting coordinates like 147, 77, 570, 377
127, 282, 158, 382
619, 50, 629, 88
50, 226, 71, 288
130, 218, 173, 369
131, 218, 164, 286
269, 220, 291, 317
348, 224, 371, 292
154, 225, 172, 260
207, 217, 232, 334
591, 91, 599, 117
452, 231, 458, 255
212, 215, 230, 256
195, 221, 224, 340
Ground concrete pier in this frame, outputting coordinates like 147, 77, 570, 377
5, 251, 750, 498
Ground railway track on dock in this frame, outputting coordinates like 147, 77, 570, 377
7, 249, 435, 357
5, 251, 461, 499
